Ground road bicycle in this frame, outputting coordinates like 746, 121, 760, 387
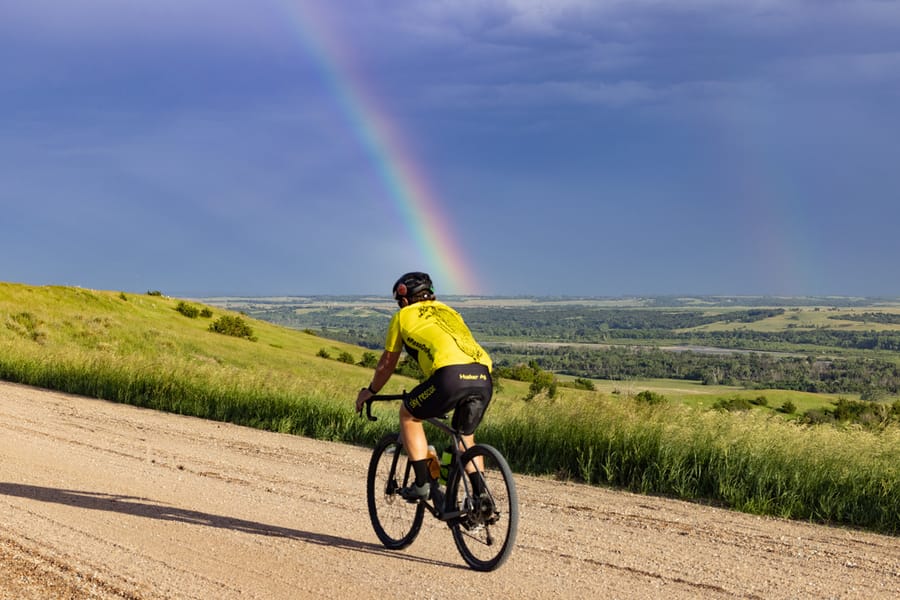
362, 394, 518, 571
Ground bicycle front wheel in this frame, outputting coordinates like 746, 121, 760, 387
446, 443, 519, 571
366, 433, 425, 549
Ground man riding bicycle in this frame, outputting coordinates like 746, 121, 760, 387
355, 271, 493, 502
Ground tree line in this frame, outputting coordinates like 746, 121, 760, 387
829, 312, 900, 325
490, 345, 900, 397
459, 307, 785, 335
248, 305, 900, 352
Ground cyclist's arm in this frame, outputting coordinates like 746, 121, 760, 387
368, 350, 401, 393
356, 350, 401, 413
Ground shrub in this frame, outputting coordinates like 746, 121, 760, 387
176, 301, 200, 319
635, 390, 667, 405
208, 315, 256, 341
828, 397, 895, 428
713, 396, 753, 412
337, 351, 355, 364
778, 400, 797, 414
524, 362, 557, 400
147, 290, 163, 296
358, 351, 378, 368
802, 409, 834, 425
200, 308, 213, 318
494, 361, 545, 383
564, 377, 596, 391
547, 379, 558, 399
751, 395, 768, 407
860, 387, 884, 402
316, 348, 331, 359
395, 355, 425, 381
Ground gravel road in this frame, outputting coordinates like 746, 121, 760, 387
1, 381, 897, 599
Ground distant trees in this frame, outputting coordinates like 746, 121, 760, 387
246, 304, 900, 352
830, 312, 900, 325
492, 345, 900, 396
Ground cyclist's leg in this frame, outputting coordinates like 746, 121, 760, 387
397, 406, 431, 500
449, 367, 493, 494
399, 404, 427, 461
458, 432, 484, 493
401, 378, 446, 500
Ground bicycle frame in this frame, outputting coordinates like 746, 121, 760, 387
364, 394, 478, 521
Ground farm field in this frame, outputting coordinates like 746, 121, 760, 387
556, 374, 849, 413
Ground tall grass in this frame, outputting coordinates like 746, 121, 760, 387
479, 395, 900, 534
0, 348, 394, 448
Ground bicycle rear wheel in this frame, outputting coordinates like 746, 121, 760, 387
366, 433, 425, 549
446, 443, 518, 571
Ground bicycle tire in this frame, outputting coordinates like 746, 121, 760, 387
446, 443, 519, 571
366, 433, 425, 549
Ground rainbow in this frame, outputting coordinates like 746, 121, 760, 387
708, 104, 818, 295
278, 2, 481, 295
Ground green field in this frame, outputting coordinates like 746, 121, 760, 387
2, 282, 899, 534
558, 375, 848, 413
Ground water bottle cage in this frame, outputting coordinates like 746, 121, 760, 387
439, 450, 453, 485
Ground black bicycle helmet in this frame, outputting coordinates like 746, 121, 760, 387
392, 272, 434, 305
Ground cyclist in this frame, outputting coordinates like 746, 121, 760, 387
355, 271, 493, 502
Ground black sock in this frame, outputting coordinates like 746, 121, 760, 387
468, 472, 485, 495
411, 459, 430, 486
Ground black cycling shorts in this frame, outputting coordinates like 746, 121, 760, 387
403, 364, 492, 435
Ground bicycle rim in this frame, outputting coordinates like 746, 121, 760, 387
447, 444, 519, 571
366, 433, 424, 549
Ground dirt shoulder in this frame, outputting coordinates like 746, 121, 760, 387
1, 381, 898, 599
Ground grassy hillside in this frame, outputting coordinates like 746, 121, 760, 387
1, 283, 371, 395
0, 282, 530, 432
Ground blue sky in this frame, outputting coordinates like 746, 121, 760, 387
2, 0, 899, 297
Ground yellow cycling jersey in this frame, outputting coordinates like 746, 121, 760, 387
385, 300, 492, 378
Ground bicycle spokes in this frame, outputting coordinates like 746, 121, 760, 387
366, 433, 425, 549
448, 444, 518, 571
